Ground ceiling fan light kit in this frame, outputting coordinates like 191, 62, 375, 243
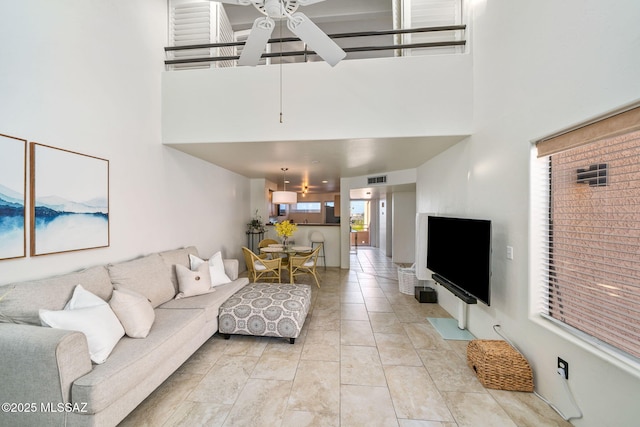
212, 0, 346, 67
273, 167, 298, 204
272, 191, 297, 204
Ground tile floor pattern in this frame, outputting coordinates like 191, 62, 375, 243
120, 248, 572, 427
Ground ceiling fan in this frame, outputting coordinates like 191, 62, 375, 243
211, 0, 346, 67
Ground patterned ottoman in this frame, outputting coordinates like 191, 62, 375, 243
218, 282, 311, 344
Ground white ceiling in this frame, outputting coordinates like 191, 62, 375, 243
173, 1, 466, 195
169, 135, 466, 193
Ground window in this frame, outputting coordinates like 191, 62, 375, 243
291, 202, 321, 213
534, 106, 640, 363
350, 200, 369, 231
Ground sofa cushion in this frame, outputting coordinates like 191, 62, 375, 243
189, 252, 232, 287
175, 263, 214, 299
159, 278, 249, 323
39, 285, 124, 364
71, 308, 207, 414
158, 246, 199, 293
109, 286, 155, 338
108, 253, 175, 308
0, 265, 112, 325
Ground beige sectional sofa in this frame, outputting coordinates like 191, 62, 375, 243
0, 246, 249, 427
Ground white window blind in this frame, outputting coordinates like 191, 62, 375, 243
169, 1, 234, 70
216, 4, 234, 68
535, 107, 640, 361
392, 0, 403, 56
170, 2, 213, 70
402, 0, 462, 56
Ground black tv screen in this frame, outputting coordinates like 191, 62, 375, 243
426, 216, 492, 305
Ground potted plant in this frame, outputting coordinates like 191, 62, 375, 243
247, 209, 265, 233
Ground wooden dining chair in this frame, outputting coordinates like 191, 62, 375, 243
287, 244, 322, 287
258, 238, 279, 249
259, 238, 289, 267
242, 247, 282, 283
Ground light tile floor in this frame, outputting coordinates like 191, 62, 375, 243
120, 247, 572, 427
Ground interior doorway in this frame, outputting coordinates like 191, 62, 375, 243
350, 200, 371, 249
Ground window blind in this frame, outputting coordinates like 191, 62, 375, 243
170, 2, 213, 70
169, 1, 235, 70
403, 0, 462, 56
535, 122, 640, 361
537, 106, 640, 158
216, 3, 235, 68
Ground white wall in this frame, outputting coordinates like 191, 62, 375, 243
379, 196, 389, 256
0, 0, 250, 285
417, 1, 640, 426
249, 178, 269, 225
369, 197, 380, 248
392, 191, 416, 264
162, 54, 473, 144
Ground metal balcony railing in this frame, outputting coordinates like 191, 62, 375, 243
164, 25, 466, 68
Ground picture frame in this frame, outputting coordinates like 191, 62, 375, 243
0, 134, 27, 261
30, 143, 109, 256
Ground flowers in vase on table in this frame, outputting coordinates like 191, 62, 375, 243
274, 220, 297, 240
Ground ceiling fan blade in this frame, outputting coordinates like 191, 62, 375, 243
208, 0, 254, 5
239, 17, 275, 66
287, 12, 346, 67
297, 0, 328, 5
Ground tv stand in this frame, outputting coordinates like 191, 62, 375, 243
432, 273, 477, 329
457, 299, 469, 329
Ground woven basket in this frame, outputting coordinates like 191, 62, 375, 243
467, 340, 534, 392
398, 265, 418, 295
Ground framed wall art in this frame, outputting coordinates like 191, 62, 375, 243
0, 134, 27, 261
30, 143, 109, 256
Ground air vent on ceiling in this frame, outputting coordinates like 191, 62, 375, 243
367, 175, 387, 184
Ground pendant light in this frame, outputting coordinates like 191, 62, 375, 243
272, 167, 297, 204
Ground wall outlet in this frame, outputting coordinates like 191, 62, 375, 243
557, 357, 569, 379
506, 246, 514, 260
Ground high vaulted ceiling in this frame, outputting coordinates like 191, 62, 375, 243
170, 0, 466, 196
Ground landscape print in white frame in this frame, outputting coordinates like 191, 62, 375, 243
0, 134, 27, 261
30, 143, 109, 256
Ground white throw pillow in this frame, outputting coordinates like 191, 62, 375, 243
175, 263, 214, 299
189, 252, 231, 287
109, 286, 155, 338
39, 285, 124, 364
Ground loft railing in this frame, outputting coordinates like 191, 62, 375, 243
164, 25, 466, 67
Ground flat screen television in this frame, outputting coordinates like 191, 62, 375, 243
426, 216, 492, 306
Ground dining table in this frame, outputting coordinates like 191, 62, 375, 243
259, 244, 313, 284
